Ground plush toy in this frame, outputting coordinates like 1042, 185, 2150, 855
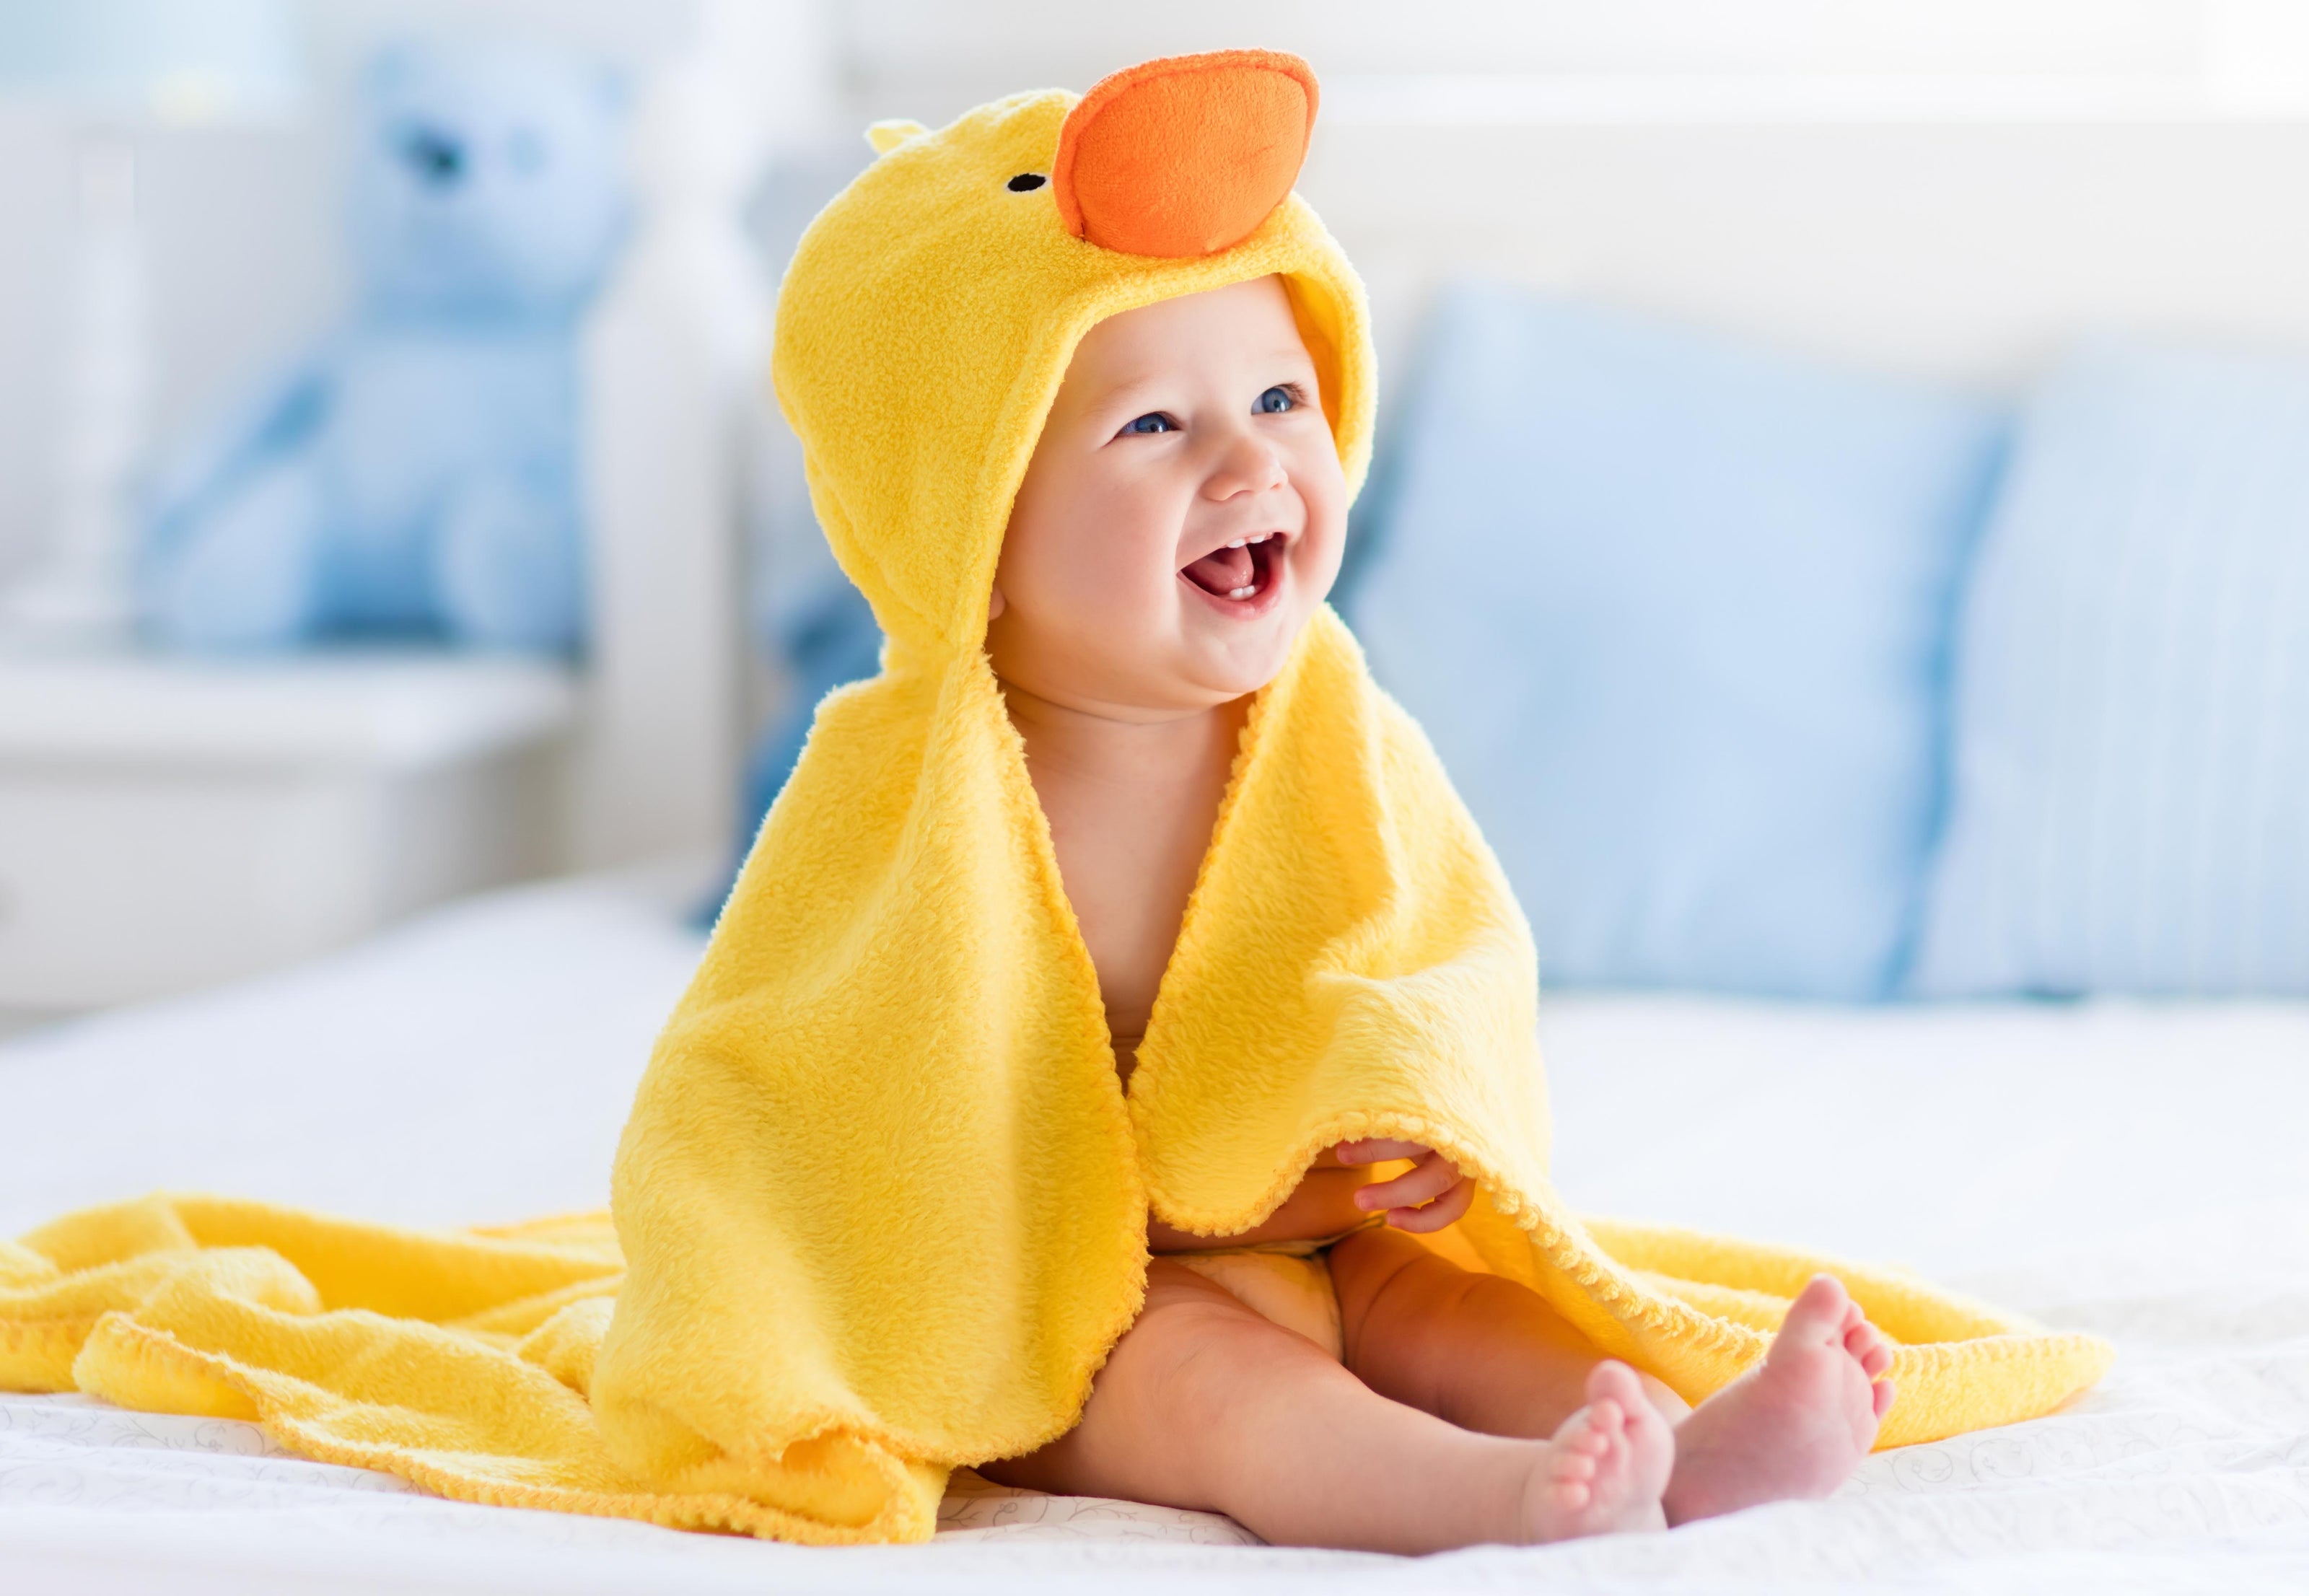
141, 42, 628, 652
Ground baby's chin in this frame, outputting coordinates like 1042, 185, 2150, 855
1049, 628, 1294, 717
990, 596, 1310, 717
1170, 611, 1306, 703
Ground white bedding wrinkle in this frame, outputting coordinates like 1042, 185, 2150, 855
3, 874, 2307, 1592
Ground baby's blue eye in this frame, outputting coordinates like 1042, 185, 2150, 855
1256, 386, 1295, 414
1123, 413, 1173, 434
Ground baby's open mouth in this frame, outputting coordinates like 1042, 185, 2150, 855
1181, 531, 1284, 603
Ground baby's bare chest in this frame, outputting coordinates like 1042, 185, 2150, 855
1038, 781, 1220, 1043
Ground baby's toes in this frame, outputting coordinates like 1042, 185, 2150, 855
1563, 1403, 1621, 1462
1779, 1276, 1856, 1349
1528, 1386, 1669, 1542
1585, 1359, 1649, 1417
1564, 1429, 1605, 1460
1585, 1398, 1626, 1441
1548, 1445, 1600, 1509
1845, 1320, 1893, 1377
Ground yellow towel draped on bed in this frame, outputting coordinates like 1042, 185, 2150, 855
0, 58, 2109, 1548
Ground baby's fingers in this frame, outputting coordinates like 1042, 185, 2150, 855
1332, 1138, 1430, 1167
1385, 1174, 1474, 1233
1354, 1148, 1460, 1214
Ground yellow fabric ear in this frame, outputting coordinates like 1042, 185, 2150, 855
865, 119, 929, 154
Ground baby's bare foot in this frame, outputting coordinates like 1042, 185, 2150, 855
1663, 1274, 1896, 1524
1518, 1360, 1672, 1541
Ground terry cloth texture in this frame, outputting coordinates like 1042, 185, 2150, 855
1, 53, 2108, 1548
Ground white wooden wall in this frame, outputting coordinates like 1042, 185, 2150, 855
7, 0, 2309, 876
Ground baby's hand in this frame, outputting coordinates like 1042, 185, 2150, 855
1332, 1139, 1475, 1233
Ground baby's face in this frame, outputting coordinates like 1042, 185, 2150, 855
986, 275, 1347, 717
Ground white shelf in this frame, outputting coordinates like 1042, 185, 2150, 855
0, 648, 584, 1012
0, 649, 579, 771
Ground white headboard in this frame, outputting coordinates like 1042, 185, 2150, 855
1305, 112, 2309, 396
566, 83, 2309, 871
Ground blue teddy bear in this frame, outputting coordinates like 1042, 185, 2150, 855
143, 42, 628, 652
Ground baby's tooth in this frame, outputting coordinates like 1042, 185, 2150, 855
1227, 539, 1246, 549
1229, 586, 1254, 600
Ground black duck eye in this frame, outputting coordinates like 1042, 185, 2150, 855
1006, 172, 1047, 192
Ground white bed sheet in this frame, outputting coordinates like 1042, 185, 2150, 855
3, 870, 2306, 1593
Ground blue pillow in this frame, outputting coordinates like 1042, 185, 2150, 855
1345, 285, 2007, 999
1911, 340, 2309, 997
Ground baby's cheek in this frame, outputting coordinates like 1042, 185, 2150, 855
1078, 537, 1180, 623
1289, 527, 1346, 610
1046, 533, 1183, 668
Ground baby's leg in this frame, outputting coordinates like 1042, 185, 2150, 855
1329, 1229, 1894, 1524
1330, 1226, 1654, 1436
979, 1259, 1668, 1551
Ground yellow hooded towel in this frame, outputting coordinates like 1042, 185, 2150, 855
1, 52, 2109, 1549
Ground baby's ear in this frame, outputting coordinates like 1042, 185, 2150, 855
865, 119, 929, 155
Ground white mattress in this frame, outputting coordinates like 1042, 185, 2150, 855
4, 869, 2306, 1593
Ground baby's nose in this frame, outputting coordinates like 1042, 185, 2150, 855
1053, 51, 1317, 259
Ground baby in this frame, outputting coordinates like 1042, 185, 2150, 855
973, 273, 1896, 1551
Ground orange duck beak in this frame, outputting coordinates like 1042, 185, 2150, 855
1053, 50, 1319, 259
